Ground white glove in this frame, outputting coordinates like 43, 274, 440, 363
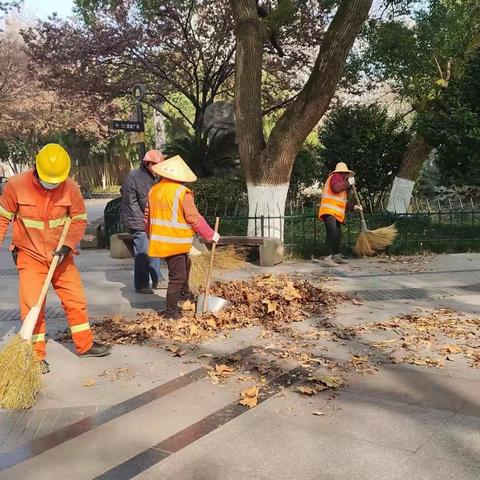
212, 232, 220, 243
347, 176, 355, 186
354, 204, 363, 212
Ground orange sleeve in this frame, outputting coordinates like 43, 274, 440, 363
65, 181, 87, 250
182, 192, 202, 225
0, 181, 18, 245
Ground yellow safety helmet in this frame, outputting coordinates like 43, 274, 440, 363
36, 144, 71, 184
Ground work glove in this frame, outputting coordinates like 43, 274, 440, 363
347, 176, 355, 186
53, 245, 72, 264
212, 232, 220, 243
354, 205, 363, 212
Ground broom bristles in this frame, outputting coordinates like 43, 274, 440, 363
0, 335, 42, 409
354, 224, 398, 257
189, 246, 246, 292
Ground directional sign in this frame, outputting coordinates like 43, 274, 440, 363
110, 120, 144, 132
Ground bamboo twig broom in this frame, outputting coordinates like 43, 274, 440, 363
0, 217, 72, 409
188, 219, 246, 292
351, 185, 397, 257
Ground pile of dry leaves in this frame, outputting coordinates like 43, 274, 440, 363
91, 275, 345, 345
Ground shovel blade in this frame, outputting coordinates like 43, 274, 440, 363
196, 295, 230, 314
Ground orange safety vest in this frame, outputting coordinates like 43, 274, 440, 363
318, 175, 347, 223
148, 179, 194, 258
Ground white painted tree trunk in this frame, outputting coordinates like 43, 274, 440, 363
153, 107, 166, 150
247, 183, 289, 240
386, 177, 415, 213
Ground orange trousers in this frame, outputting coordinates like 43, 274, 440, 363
17, 251, 93, 360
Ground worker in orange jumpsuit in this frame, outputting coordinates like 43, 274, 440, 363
0, 144, 111, 374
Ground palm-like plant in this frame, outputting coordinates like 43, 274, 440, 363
163, 127, 239, 178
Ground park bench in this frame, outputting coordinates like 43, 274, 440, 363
110, 232, 283, 266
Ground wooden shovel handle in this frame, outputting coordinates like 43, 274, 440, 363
202, 217, 220, 313
35, 217, 73, 309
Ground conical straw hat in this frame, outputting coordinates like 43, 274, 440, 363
330, 162, 355, 176
152, 155, 197, 183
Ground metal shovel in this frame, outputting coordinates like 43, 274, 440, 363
196, 294, 230, 314
197, 217, 229, 314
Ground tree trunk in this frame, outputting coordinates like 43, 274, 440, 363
387, 135, 433, 213
231, 0, 372, 238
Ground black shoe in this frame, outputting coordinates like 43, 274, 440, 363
163, 309, 183, 320
135, 288, 154, 294
180, 290, 195, 302
79, 342, 111, 358
40, 360, 50, 375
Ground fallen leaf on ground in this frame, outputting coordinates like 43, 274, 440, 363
296, 386, 318, 396
215, 364, 235, 376
239, 386, 259, 408
83, 378, 96, 387
317, 376, 344, 389
165, 345, 180, 353
440, 345, 462, 355
189, 324, 199, 336
181, 300, 195, 311
312, 411, 325, 416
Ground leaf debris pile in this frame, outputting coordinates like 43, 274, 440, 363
348, 308, 480, 369
90, 275, 344, 345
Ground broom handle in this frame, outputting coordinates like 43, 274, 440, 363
35, 217, 73, 308
202, 217, 220, 313
350, 184, 367, 225
19, 217, 72, 340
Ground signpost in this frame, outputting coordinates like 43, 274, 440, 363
110, 84, 147, 161
110, 120, 143, 132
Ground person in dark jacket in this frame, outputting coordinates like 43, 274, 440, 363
120, 150, 166, 293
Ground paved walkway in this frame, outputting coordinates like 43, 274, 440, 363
0, 214, 479, 479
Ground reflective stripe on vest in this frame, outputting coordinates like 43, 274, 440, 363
150, 234, 193, 243
0, 205, 14, 220
148, 181, 194, 258
319, 175, 347, 223
150, 219, 191, 229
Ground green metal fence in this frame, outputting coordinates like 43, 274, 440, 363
203, 207, 480, 257
104, 198, 480, 257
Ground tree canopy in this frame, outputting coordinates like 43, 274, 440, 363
24, 0, 328, 142
319, 103, 411, 208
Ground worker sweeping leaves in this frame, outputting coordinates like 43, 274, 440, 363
317, 162, 363, 266
0, 144, 111, 375
145, 155, 219, 320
